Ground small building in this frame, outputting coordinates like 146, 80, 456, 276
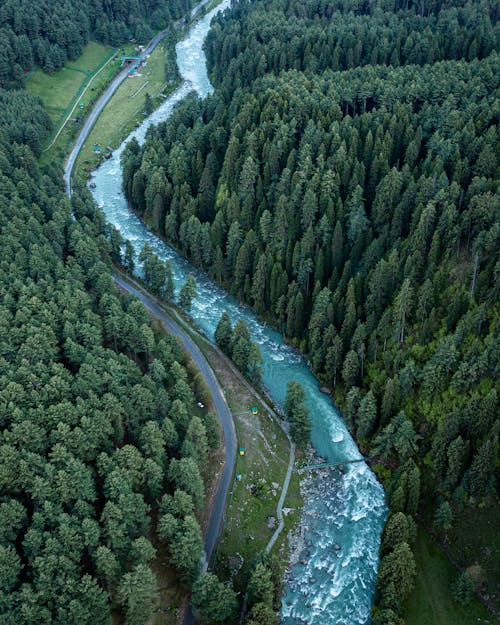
239, 447, 245, 456
174, 16, 187, 30
93, 145, 101, 154
235, 473, 242, 481
251, 406, 258, 415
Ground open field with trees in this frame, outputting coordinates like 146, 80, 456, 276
204, 341, 302, 589
75, 40, 179, 179
0, 0, 197, 88
175, 310, 303, 621
25, 41, 115, 124
404, 529, 497, 625
25, 41, 120, 161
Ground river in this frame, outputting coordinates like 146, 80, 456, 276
89, 2, 387, 623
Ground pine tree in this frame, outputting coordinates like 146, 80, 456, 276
192, 573, 237, 623
342, 350, 360, 388
214, 312, 233, 356
357, 391, 377, 440
433, 501, 454, 534
284, 381, 311, 448
179, 274, 197, 311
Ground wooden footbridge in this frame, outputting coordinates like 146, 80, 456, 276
298, 457, 368, 474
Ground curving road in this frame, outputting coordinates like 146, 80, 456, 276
113, 275, 237, 589
63, 5, 239, 623
64, 0, 214, 196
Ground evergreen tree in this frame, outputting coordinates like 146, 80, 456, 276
284, 381, 311, 448
378, 542, 416, 604
452, 571, 474, 605
215, 311, 233, 356
117, 564, 158, 625
433, 501, 454, 534
192, 573, 237, 623
179, 273, 197, 311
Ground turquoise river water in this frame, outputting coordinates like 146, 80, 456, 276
89, 2, 387, 623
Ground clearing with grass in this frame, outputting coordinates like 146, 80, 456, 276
404, 528, 498, 625
75, 39, 178, 178
25, 42, 119, 157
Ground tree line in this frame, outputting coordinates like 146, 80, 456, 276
205, 0, 499, 97
0, 0, 197, 88
123, 0, 499, 621
0, 74, 232, 625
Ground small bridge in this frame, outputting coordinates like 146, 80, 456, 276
298, 457, 368, 473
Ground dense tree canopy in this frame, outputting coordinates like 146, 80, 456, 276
0, 0, 198, 87
206, 0, 499, 97
0, 56, 215, 625
124, 0, 499, 619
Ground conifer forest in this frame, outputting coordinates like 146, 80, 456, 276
0, 0, 498, 624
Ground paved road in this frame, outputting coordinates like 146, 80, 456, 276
63, 23, 174, 196
114, 274, 237, 561
64, 61, 130, 196
64, 0, 214, 196
63, 5, 238, 622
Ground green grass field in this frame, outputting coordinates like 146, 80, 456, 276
214, 385, 301, 591
66, 42, 113, 72
140, 292, 302, 596
25, 41, 130, 165
26, 42, 114, 124
27, 66, 88, 124
404, 527, 498, 625
75, 41, 179, 180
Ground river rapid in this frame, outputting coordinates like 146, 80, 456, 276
89, 2, 387, 623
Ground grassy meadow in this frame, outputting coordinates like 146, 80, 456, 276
75, 40, 179, 180
25, 41, 128, 164
404, 528, 498, 625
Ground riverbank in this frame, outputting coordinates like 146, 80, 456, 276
59, 0, 304, 619
116, 269, 303, 599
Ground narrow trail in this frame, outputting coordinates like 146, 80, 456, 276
62, 3, 298, 622
167, 305, 297, 553
266, 441, 296, 553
